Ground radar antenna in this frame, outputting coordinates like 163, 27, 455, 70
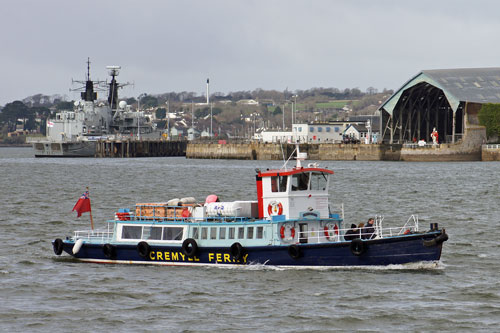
70, 58, 106, 101
102, 65, 131, 110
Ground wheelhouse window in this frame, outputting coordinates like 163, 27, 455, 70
310, 172, 328, 191
291, 172, 309, 191
271, 175, 288, 192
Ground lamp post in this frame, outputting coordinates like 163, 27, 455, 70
292, 95, 298, 125
166, 100, 170, 141
210, 103, 213, 138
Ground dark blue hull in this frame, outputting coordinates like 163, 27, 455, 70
54, 231, 445, 267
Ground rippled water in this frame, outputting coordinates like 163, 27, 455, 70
1, 147, 499, 331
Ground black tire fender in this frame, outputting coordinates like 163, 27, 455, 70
53, 238, 64, 255
182, 238, 198, 258
103, 243, 117, 259
230, 242, 244, 261
350, 239, 366, 256
435, 230, 449, 244
288, 244, 301, 260
137, 241, 151, 259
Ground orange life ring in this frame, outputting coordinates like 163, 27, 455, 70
324, 224, 339, 240
268, 201, 283, 216
280, 225, 295, 239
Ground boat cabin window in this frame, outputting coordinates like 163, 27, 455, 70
192, 227, 199, 239
210, 227, 217, 240
122, 226, 143, 239
120, 225, 184, 241
256, 226, 264, 239
228, 227, 235, 239
163, 227, 183, 241
201, 227, 208, 240
310, 172, 328, 191
247, 227, 254, 239
238, 227, 245, 239
148, 226, 163, 240
219, 227, 226, 239
271, 175, 288, 192
291, 172, 309, 191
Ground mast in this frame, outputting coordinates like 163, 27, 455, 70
106, 66, 121, 109
81, 58, 97, 102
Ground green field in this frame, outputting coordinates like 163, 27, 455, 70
315, 100, 352, 109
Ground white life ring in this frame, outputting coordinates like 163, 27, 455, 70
324, 223, 339, 240
280, 223, 295, 241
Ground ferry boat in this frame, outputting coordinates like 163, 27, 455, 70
52, 148, 448, 268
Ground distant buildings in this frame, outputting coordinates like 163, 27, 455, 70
256, 116, 380, 144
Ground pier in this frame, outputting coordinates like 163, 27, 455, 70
95, 139, 186, 157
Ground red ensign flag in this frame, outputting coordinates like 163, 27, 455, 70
72, 190, 91, 217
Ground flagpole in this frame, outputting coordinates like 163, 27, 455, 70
87, 187, 95, 231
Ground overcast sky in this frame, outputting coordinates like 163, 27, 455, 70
1, 0, 500, 105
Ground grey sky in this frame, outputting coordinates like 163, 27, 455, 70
1, 0, 499, 105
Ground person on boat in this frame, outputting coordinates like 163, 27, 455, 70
362, 218, 376, 239
357, 223, 364, 239
344, 224, 359, 241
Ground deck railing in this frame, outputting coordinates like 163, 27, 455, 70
74, 223, 114, 242
301, 215, 420, 243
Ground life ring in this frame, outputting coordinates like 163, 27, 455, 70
182, 238, 198, 258
288, 245, 301, 259
268, 201, 283, 216
280, 224, 295, 240
137, 241, 151, 259
53, 238, 64, 255
350, 239, 365, 256
230, 242, 244, 261
324, 223, 339, 240
103, 243, 117, 259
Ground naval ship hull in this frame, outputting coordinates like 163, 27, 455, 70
32, 141, 96, 157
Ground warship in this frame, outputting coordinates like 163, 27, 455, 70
29, 60, 159, 157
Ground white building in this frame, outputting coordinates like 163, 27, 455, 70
258, 123, 347, 143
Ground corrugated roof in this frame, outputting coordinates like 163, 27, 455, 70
379, 67, 500, 116
422, 68, 500, 103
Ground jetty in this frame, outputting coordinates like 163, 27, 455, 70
95, 139, 186, 157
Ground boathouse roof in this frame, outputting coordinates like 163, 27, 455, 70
380, 67, 500, 115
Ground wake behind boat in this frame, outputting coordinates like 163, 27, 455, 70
52, 147, 448, 268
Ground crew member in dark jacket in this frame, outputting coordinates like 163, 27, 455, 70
344, 224, 359, 241
362, 218, 376, 239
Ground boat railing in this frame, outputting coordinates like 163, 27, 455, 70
73, 223, 113, 241
306, 216, 420, 243
116, 211, 252, 224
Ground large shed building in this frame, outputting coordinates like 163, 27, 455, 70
378, 68, 500, 160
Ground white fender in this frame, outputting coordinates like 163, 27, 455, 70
72, 238, 84, 254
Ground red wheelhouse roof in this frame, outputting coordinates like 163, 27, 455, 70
257, 167, 333, 178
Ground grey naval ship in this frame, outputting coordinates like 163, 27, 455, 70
30, 60, 158, 157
